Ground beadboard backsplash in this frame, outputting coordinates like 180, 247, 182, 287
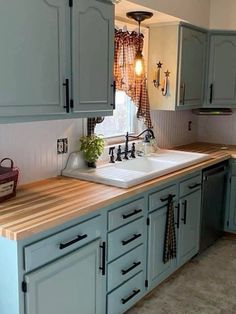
0, 119, 84, 185
197, 109, 236, 145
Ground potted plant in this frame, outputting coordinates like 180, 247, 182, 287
79, 134, 105, 168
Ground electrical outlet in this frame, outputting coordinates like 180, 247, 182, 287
57, 138, 68, 154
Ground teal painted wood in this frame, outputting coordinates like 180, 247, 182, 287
178, 189, 201, 267
207, 33, 236, 107
178, 25, 207, 108
147, 205, 177, 289
0, 0, 70, 118
24, 239, 104, 314
0, 237, 20, 314
228, 176, 236, 231
71, 0, 114, 115
179, 174, 201, 198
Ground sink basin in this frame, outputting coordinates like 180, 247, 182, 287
62, 149, 211, 188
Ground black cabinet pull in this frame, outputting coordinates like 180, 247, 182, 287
111, 80, 116, 109
175, 203, 180, 229
160, 194, 176, 202
122, 209, 142, 219
121, 289, 141, 304
63, 79, 70, 113
182, 200, 187, 224
59, 234, 87, 250
99, 242, 106, 276
188, 183, 201, 189
209, 83, 213, 103
122, 233, 141, 246
181, 82, 186, 105
121, 261, 141, 275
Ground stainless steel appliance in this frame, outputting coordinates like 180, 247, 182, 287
200, 161, 228, 252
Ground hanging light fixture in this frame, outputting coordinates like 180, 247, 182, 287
126, 11, 153, 76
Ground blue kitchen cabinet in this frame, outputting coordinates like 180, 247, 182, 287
178, 189, 201, 267
0, 0, 70, 120
228, 176, 236, 231
206, 32, 236, 107
24, 239, 103, 314
71, 0, 114, 116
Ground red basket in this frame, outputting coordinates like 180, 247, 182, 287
0, 158, 19, 203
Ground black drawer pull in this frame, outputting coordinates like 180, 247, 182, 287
188, 183, 201, 189
122, 209, 142, 219
175, 203, 180, 229
59, 234, 88, 250
121, 289, 141, 304
181, 200, 187, 225
160, 194, 176, 202
122, 233, 141, 246
99, 242, 106, 276
121, 261, 141, 275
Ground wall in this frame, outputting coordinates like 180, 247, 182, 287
130, 0, 211, 28
151, 110, 198, 148
197, 110, 236, 145
210, 0, 236, 30
0, 119, 84, 185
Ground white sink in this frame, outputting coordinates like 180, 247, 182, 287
62, 149, 211, 188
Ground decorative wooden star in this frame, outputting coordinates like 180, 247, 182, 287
157, 61, 163, 68
164, 70, 170, 77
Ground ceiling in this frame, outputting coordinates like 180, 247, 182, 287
115, 0, 181, 26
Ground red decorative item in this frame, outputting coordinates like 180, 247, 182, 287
0, 158, 19, 202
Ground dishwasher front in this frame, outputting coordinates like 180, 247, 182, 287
200, 161, 229, 253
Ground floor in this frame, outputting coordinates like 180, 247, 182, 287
127, 238, 236, 314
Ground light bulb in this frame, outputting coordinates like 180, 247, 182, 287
134, 51, 144, 76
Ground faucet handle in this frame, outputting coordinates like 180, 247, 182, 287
109, 146, 115, 163
116, 145, 122, 161
130, 143, 136, 158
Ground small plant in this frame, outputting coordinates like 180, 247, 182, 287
79, 134, 105, 167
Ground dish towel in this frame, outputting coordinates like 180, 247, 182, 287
163, 194, 177, 264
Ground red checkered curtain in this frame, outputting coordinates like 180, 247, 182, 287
114, 29, 152, 128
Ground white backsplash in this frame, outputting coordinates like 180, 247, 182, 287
0, 119, 84, 185
197, 109, 236, 145
151, 110, 198, 148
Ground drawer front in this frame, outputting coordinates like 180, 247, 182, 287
108, 245, 144, 292
149, 184, 177, 212
107, 271, 144, 314
24, 215, 102, 272
108, 218, 145, 262
231, 160, 236, 175
108, 198, 145, 231
179, 174, 202, 198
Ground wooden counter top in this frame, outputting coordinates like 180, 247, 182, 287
1, 142, 235, 240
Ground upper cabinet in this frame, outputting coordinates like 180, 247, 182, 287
72, 0, 114, 116
148, 23, 207, 111
206, 32, 236, 107
0, 0, 70, 120
0, 0, 114, 122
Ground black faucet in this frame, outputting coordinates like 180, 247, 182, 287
124, 128, 155, 156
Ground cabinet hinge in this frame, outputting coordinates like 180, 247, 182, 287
69, 0, 73, 7
145, 280, 148, 288
227, 220, 229, 227
230, 177, 232, 183
70, 99, 74, 109
147, 217, 150, 226
22, 281, 27, 293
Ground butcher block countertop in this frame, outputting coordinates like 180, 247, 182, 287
1, 142, 236, 241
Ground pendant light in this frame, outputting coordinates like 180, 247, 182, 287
126, 11, 153, 76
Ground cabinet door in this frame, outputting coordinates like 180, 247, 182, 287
72, 0, 114, 116
178, 190, 201, 267
0, 0, 70, 119
179, 26, 207, 107
24, 239, 104, 314
229, 176, 236, 231
207, 34, 236, 106
147, 206, 176, 288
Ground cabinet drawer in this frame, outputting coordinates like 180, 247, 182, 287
231, 160, 236, 175
108, 198, 145, 231
107, 271, 144, 314
108, 218, 145, 262
108, 245, 144, 292
149, 184, 177, 212
24, 215, 102, 272
179, 174, 201, 198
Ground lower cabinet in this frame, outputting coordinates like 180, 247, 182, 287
24, 239, 104, 314
228, 176, 236, 231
